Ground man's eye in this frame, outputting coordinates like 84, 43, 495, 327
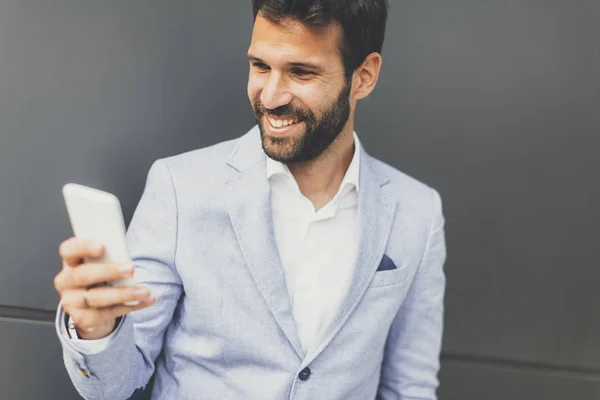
253, 62, 270, 72
292, 69, 314, 77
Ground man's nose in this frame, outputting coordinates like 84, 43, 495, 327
260, 72, 293, 110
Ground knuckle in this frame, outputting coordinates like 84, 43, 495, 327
62, 290, 84, 311
60, 291, 73, 308
58, 238, 75, 257
54, 273, 65, 292
58, 242, 68, 258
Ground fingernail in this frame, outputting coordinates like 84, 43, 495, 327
134, 287, 150, 297
118, 264, 134, 273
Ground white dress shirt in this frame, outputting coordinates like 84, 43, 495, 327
267, 133, 360, 353
63, 133, 361, 356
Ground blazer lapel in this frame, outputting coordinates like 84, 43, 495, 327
303, 149, 397, 365
223, 127, 304, 360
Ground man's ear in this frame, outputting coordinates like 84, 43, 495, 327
351, 52, 383, 101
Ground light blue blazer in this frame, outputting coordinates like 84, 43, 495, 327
56, 126, 447, 400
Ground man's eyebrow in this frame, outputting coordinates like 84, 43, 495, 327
248, 54, 323, 71
248, 55, 265, 63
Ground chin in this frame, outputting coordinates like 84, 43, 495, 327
261, 138, 300, 163
259, 125, 302, 159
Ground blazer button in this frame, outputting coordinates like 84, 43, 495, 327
298, 367, 311, 381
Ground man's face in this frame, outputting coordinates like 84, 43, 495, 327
247, 14, 352, 163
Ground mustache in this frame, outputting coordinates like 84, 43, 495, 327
253, 100, 313, 121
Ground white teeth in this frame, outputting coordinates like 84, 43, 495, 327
268, 117, 299, 129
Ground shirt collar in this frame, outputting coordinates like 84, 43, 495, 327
266, 132, 361, 193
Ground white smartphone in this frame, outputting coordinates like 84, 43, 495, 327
62, 183, 138, 299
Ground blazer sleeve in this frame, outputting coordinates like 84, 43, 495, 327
56, 160, 183, 400
378, 189, 447, 400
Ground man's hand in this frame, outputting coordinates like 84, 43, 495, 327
54, 237, 156, 340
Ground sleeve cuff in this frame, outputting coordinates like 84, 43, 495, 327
58, 306, 126, 355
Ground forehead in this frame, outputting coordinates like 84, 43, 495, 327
249, 14, 343, 64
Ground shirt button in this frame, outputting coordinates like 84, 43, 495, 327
298, 367, 311, 381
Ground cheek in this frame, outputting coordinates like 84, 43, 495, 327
294, 85, 330, 115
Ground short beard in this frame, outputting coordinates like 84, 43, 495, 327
251, 79, 352, 164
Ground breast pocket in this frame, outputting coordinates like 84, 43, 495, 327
369, 264, 411, 288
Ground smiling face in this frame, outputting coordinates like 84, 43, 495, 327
247, 14, 354, 163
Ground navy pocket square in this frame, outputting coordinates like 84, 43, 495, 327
376, 254, 397, 271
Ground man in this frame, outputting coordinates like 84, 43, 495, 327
53, 1, 446, 399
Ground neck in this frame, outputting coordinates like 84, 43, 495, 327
287, 124, 356, 211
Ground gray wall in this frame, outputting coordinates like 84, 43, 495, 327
0, 1, 598, 399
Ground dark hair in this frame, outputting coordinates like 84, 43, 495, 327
252, 0, 388, 78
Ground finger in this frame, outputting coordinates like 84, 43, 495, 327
101, 296, 157, 318
62, 262, 135, 290
84, 285, 152, 308
60, 289, 89, 310
61, 285, 150, 310
59, 238, 104, 267
71, 297, 156, 330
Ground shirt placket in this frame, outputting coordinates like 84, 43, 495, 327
292, 198, 319, 354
